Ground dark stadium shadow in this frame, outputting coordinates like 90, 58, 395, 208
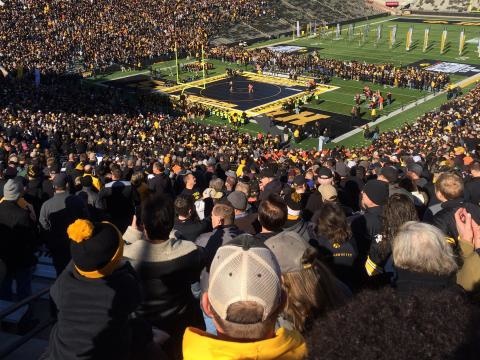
443, 43, 451, 54
0, 74, 173, 117
425, 42, 435, 53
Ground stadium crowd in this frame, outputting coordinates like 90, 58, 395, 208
0, 0, 271, 73
1, 69, 480, 358
208, 46, 450, 91
0, 1, 479, 360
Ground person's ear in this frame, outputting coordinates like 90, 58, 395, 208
202, 292, 215, 318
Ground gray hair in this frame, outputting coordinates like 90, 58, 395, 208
392, 221, 458, 276
209, 177, 224, 192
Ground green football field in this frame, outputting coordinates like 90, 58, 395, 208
268, 17, 480, 67
88, 15, 480, 150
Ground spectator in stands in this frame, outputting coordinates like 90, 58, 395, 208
305, 288, 480, 360
259, 168, 282, 201
430, 172, 480, 243
465, 161, 480, 206
174, 194, 211, 241
377, 166, 414, 203
195, 202, 243, 267
313, 203, 358, 289
392, 221, 458, 292
0, 179, 37, 300
99, 167, 135, 233
366, 194, 418, 284
183, 235, 307, 360
195, 202, 244, 332
123, 194, 205, 359
406, 163, 428, 190
23, 164, 51, 219
182, 173, 201, 201
228, 191, 260, 235
266, 231, 346, 332
76, 176, 104, 222
255, 194, 288, 242
82, 164, 101, 192
130, 171, 150, 207
39, 173, 87, 275
42, 219, 152, 360
350, 179, 389, 267
149, 162, 173, 197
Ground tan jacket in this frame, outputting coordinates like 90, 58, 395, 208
456, 240, 480, 291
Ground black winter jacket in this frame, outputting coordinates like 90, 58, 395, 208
0, 200, 37, 272
432, 198, 480, 242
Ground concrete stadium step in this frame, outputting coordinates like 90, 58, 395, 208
0, 300, 29, 324
1, 333, 48, 360
33, 264, 56, 280
34, 254, 56, 280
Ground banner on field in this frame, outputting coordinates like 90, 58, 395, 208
405, 26, 413, 51
440, 28, 448, 54
364, 24, 370, 43
459, 28, 466, 56
423, 27, 430, 53
376, 24, 382, 42
389, 25, 397, 49
267, 45, 307, 54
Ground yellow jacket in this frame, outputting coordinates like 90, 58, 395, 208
183, 327, 307, 360
236, 164, 245, 177
83, 174, 101, 191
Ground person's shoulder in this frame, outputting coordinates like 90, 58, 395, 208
195, 231, 214, 248
0, 201, 27, 218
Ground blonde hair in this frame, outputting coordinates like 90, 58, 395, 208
392, 221, 458, 276
435, 172, 464, 200
235, 182, 250, 197
212, 203, 234, 225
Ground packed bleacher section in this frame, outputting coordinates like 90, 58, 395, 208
2, 1, 480, 360
0, 0, 382, 72
410, 0, 471, 13
0, 0, 273, 74
1, 69, 480, 358
213, 0, 382, 44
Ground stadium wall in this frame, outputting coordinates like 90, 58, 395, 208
409, 10, 480, 17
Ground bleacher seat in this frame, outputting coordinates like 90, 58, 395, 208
411, 0, 470, 13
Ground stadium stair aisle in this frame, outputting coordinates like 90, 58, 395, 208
0, 253, 55, 359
